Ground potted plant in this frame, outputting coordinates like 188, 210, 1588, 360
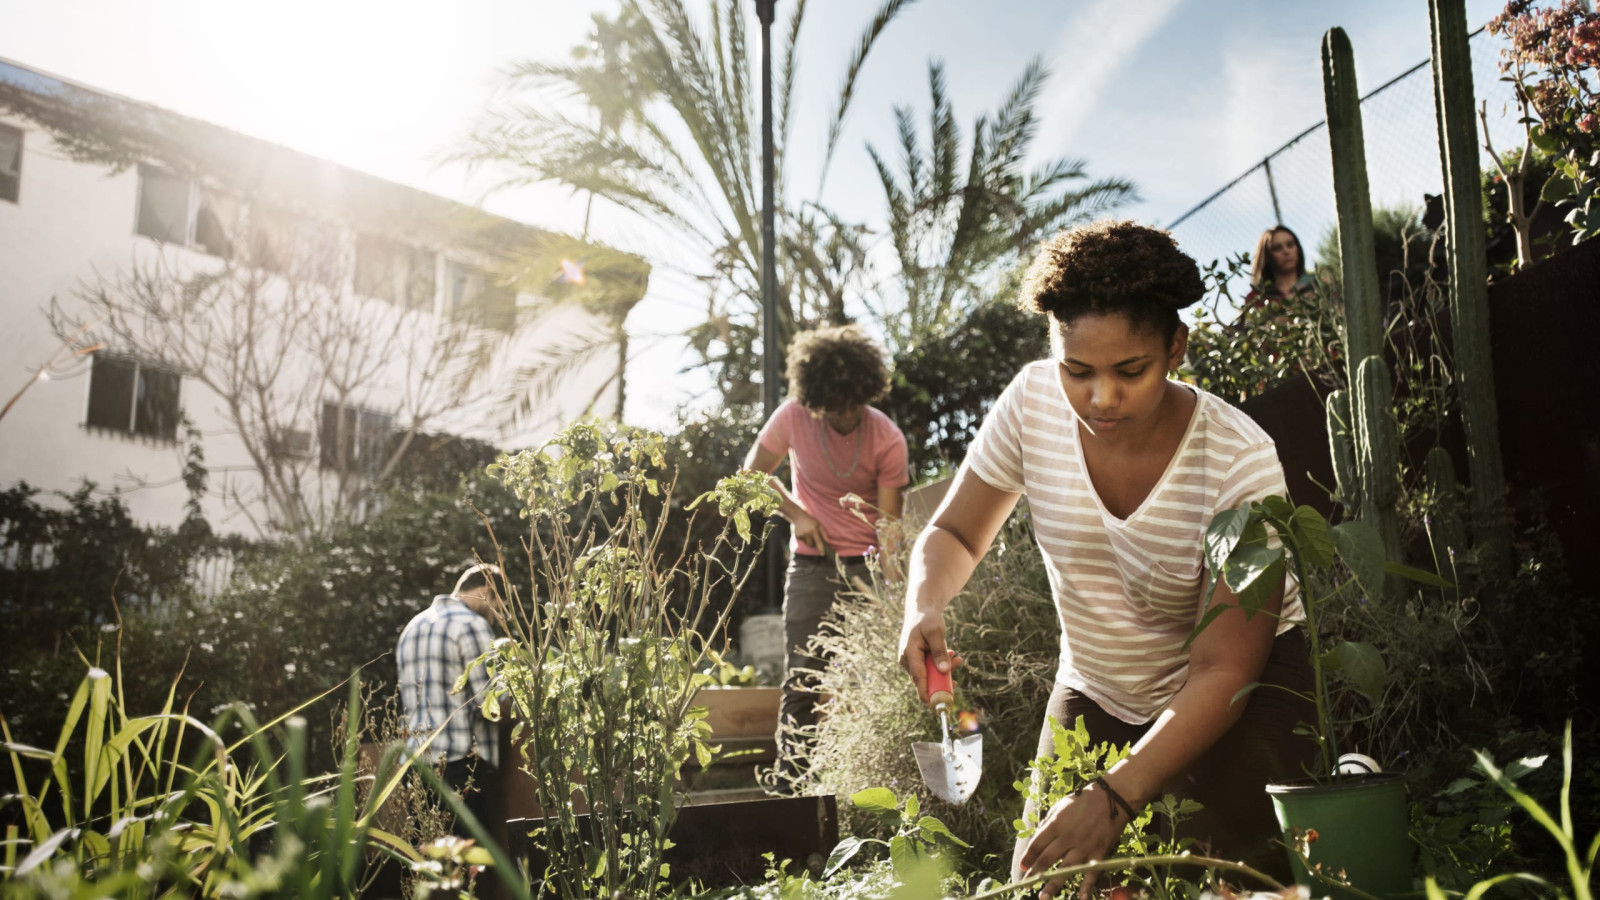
1199, 494, 1448, 900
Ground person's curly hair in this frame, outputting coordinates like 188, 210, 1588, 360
1017, 220, 1204, 343
785, 324, 890, 411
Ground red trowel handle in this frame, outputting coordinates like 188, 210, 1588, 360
924, 656, 954, 711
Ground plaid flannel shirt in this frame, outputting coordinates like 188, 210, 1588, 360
395, 595, 498, 767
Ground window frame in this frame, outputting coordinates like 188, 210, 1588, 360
83, 353, 183, 443
355, 234, 438, 311
134, 165, 244, 259
318, 400, 393, 476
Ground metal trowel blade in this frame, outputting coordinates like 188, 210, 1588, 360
911, 733, 983, 805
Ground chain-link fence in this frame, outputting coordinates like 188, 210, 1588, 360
1168, 28, 1523, 298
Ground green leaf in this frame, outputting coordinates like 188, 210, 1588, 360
915, 816, 971, 848
888, 834, 918, 874
1228, 682, 1262, 708
1504, 755, 1547, 782
1330, 641, 1386, 703
850, 787, 899, 814
824, 835, 872, 878
1540, 172, 1577, 204
1257, 495, 1294, 526
1385, 561, 1451, 588
1331, 520, 1387, 600
1222, 543, 1284, 598
1528, 124, 1557, 153
1289, 505, 1335, 568
902, 792, 919, 821
1204, 507, 1251, 575
1235, 558, 1286, 615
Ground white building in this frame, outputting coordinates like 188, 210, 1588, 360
0, 57, 640, 535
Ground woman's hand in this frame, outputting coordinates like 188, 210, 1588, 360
897, 604, 962, 703
790, 509, 829, 554
1018, 780, 1133, 900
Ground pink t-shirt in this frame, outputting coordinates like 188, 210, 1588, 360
757, 400, 910, 557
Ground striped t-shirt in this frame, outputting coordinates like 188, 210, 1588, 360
965, 360, 1305, 724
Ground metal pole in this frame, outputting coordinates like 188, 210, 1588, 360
1263, 156, 1284, 226
757, 0, 782, 614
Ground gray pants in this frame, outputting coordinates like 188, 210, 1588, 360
775, 554, 870, 789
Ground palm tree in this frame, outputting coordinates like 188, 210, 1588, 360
460, 0, 920, 407
867, 58, 1138, 351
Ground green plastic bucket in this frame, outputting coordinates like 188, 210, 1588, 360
1267, 772, 1410, 900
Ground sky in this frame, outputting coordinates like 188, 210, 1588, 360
1, 0, 1510, 430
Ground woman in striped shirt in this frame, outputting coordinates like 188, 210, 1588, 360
898, 221, 1316, 898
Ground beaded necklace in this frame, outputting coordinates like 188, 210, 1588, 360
818, 413, 864, 479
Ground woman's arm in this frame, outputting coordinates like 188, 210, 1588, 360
897, 463, 1021, 700
1019, 578, 1285, 899
744, 440, 828, 553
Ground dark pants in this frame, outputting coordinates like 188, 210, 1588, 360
442, 755, 498, 840
1014, 629, 1318, 882
775, 554, 870, 791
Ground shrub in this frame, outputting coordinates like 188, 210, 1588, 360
883, 300, 1049, 481
808, 507, 1058, 872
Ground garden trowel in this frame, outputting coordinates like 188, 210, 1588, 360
911, 658, 982, 805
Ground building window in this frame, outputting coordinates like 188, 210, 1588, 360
0, 123, 21, 204
445, 260, 516, 328
136, 165, 190, 244
319, 402, 392, 475
85, 354, 181, 441
355, 235, 436, 310
251, 205, 342, 287
135, 165, 239, 256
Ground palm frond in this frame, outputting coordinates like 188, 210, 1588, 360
894, 104, 922, 203
777, 0, 807, 149
928, 60, 958, 203
818, 0, 922, 192
986, 56, 1048, 178
497, 321, 620, 431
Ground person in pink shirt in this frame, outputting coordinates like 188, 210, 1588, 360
744, 324, 910, 791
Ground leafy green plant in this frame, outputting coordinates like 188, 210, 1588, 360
1486, 0, 1600, 252
1014, 716, 1205, 900
1182, 252, 1343, 404
826, 787, 971, 881
883, 296, 1050, 479
808, 506, 1059, 868
699, 649, 764, 687
1195, 496, 1448, 780
1421, 722, 1597, 900
474, 420, 779, 899
0, 646, 493, 900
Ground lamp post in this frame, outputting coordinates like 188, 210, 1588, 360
756, 0, 781, 614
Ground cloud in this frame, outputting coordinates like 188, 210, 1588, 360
1034, 0, 1187, 148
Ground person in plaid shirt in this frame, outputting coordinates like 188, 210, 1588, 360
396, 562, 503, 833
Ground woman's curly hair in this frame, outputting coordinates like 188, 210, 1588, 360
785, 324, 890, 411
1017, 220, 1204, 343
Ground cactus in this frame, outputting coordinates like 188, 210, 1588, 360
1423, 446, 1468, 576
1322, 28, 1385, 371
1429, 0, 1511, 578
1352, 356, 1405, 591
1326, 389, 1361, 513
1322, 28, 1402, 576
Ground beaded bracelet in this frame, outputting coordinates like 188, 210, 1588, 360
1086, 777, 1139, 824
